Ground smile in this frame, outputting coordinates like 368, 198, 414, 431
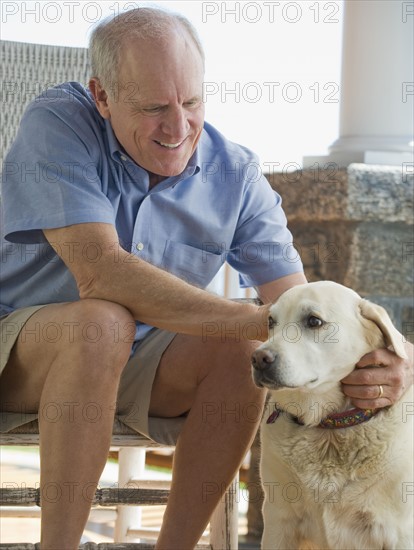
154, 140, 184, 149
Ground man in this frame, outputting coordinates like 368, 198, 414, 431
0, 7, 412, 550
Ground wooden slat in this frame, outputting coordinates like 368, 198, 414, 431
126, 527, 210, 545
128, 479, 171, 490
96, 488, 169, 507
0, 488, 39, 506
210, 475, 239, 550
0, 545, 211, 550
0, 419, 170, 448
0, 487, 170, 507
0, 433, 165, 448
0, 506, 116, 518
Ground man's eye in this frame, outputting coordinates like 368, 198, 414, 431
268, 317, 276, 329
143, 106, 163, 114
307, 315, 324, 328
184, 100, 200, 108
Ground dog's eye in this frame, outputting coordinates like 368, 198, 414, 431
268, 316, 276, 330
307, 315, 323, 328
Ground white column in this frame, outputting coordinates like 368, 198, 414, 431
306, 0, 414, 167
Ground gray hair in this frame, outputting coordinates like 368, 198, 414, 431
89, 6, 205, 95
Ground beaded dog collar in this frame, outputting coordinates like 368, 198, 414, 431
266, 406, 380, 429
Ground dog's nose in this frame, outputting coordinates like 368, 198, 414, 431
251, 349, 276, 371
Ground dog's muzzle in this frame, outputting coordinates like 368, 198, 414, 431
251, 348, 276, 371
251, 348, 280, 388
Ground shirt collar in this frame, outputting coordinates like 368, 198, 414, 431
105, 119, 123, 160
180, 146, 200, 179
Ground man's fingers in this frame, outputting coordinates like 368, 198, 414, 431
341, 343, 413, 409
341, 382, 393, 409
341, 365, 387, 386
355, 348, 392, 369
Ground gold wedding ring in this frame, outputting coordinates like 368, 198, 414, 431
377, 384, 384, 399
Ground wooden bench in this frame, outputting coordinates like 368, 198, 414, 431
0, 417, 239, 548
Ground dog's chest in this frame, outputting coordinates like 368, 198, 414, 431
260, 415, 409, 548
262, 415, 390, 488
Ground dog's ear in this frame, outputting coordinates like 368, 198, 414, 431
359, 299, 407, 359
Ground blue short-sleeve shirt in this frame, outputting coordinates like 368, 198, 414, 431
0, 82, 303, 340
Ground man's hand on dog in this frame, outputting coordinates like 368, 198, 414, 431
341, 341, 414, 409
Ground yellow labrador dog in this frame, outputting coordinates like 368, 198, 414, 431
252, 281, 413, 550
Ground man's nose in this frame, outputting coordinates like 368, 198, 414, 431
161, 107, 189, 138
251, 349, 276, 371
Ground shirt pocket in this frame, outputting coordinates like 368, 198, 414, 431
162, 240, 224, 287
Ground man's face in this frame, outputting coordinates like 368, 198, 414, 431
93, 34, 205, 186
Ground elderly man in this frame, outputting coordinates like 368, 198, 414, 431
0, 7, 412, 550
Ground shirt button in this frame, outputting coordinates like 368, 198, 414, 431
120, 155, 127, 162
136, 242, 144, 251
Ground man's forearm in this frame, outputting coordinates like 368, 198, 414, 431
44, 223, 269, 340
79, 245, 269, 340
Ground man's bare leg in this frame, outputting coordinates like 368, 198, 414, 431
0, 299, 134, 550
149, 334, 266, 550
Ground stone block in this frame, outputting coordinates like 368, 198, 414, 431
268, 166, 348, 222
344, 222, 413, 296
290, 221, 353, 284
347, 164, 414, 223
402, 302, 414, 344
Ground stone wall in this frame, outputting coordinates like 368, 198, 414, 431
267, 163, 414, 343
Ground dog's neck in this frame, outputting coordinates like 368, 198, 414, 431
269, 385, 354, 427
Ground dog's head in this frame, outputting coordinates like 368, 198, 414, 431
252, 281, 406, 392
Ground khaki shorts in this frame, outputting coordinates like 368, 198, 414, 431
0, 304, 179, 443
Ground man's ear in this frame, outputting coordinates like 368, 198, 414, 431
89, 78, 111, 119
359, 299, 407, 359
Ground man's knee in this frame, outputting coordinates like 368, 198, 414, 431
66, 298, 134, 328
0, 300, 135, 412
56, 299, 135, 369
